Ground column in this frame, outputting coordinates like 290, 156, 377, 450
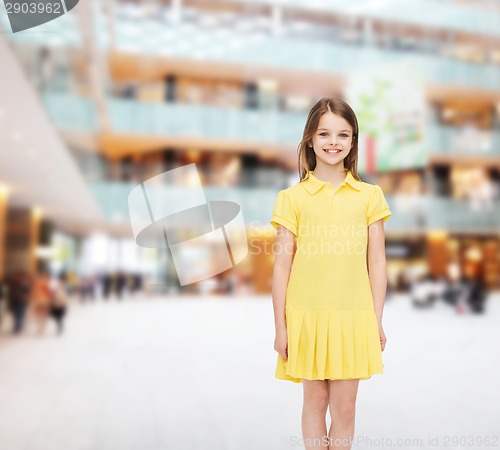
30, 207, 42, 277
271, 5, 283, 37
362, 18, 374, 47
171, 0, 182, 24
0, 184, 8, 279
426, 231, 449, 277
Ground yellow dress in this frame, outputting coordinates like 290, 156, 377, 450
270, 169, 392, 383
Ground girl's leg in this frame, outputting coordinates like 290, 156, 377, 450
56, 311, 65, 334
328, 379, 360, 450
34, 307, 43, 334
302, 379, 330, 449
35, 306, 49, 335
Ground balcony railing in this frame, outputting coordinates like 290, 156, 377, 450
89, 182, 500, 233
43, 93, 500, 157
3, 10, 500, 92
229, 0, 500, 39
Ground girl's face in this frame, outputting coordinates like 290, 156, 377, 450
309, 112, 353, 168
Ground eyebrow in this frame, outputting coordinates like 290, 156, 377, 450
318, 128, 352, 132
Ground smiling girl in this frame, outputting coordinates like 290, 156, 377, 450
271, 97, 392, 449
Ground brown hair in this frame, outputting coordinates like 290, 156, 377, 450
298, 97, 360, 182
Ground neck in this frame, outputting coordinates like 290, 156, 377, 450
311, 163, 348, 184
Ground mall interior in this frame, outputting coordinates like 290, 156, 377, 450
1, 0, 500, 296
0, 1, 499, 449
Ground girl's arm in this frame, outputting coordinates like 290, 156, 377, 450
272, 225, 296, 332
367, 219, 388, 324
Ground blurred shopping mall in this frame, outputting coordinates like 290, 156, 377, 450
1, 0, 500, 296
1, 2, 500, 450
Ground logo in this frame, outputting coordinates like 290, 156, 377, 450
128, 164, 248, 286
4, 0, 79, 33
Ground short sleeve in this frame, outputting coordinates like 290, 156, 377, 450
270, 189, 298, 236
367, 184, 392, 226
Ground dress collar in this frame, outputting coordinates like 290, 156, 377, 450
301, 169, 362, 195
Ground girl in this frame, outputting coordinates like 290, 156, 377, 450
270, 98, 392, 449
31, 271, 52, 335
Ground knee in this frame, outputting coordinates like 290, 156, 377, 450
331, 401, 356, 422
304, 386, 329, 411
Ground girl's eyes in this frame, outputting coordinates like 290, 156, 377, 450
319, 132, 350, 138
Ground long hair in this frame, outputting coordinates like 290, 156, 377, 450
298, 97, 361, 182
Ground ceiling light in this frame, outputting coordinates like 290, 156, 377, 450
0, 184, 10, 197
32, 206, 43, 218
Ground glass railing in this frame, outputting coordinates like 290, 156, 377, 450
427, 196, 500, 231
43, 93, 500, 156
43, 94, 97, 131
3, 12, 500, 92
107, 99, 305, 143
89, 182, 500, 232
43, 93, 306, 143
246, 0, 500, 39
424, 124, 500, 156
4, 0, 498, 44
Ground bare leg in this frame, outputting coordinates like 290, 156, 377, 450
35, 307, 49, 335
302, 379, 330, 449
328, 379, 360, 450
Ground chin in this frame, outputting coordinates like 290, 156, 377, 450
318, 156, 346, 165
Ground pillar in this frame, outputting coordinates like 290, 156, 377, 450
30, 207, 42, 277
426, 231, 449, 277
0, 184, 8, 279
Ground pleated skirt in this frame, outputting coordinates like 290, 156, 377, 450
276, 308, 384, 383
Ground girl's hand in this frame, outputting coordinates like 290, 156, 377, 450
274, 328, 288, 361
378, 322, 387, 352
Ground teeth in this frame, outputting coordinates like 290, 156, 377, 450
325, 149, 341, 153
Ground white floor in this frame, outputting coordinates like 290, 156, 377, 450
0, 292, 499, 450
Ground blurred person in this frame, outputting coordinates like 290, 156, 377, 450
410, 273, 435, 308
396, 267, 411, 292
102, 273, 113, 299
442, 276, 459, 307
135, 273, 143, 293
37, 47, 56, 91
50, 273, 68, 335
6, 270, 32, 334
115, 271, 127, 299
452, 274, 471, 315
442, 262, 463, 307
88, 275, 97, 299
31, 271, 52, 335
78, 276, 87, 303
270, 98, 391, 449
227, 272, 238, 295
79, 275, 96, 302
432, 275, 448, 302
66, 271, 79, 296
466, 272, 488, 314
126, 274, 135, 297
426, 274, 442, 304
128, 273, 144, 297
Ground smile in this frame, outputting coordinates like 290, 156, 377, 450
324, 149, 342, 153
